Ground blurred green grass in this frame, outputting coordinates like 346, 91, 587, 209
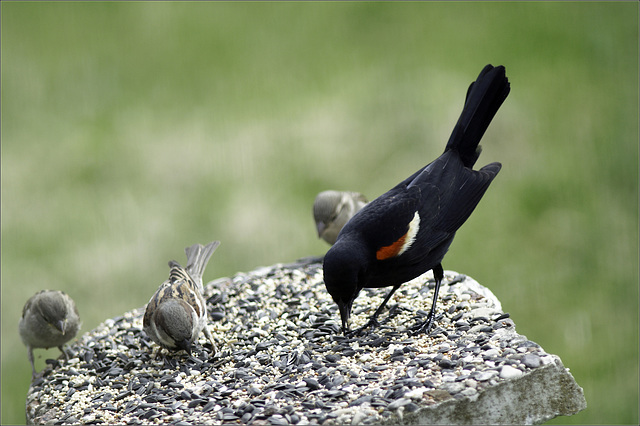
2, 2, 637, 424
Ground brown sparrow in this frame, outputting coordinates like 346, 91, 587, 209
143, 241, 220, 355
19, 290, 81, 379
313, 190, 368, 245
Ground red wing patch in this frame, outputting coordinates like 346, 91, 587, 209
376, 212, 420, 260
376, 233, 408, 260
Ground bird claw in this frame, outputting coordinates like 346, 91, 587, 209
409, 313, 436, 336
344, 304, 411, 337
59, 346, 70, 362
343, 327, 359, 338
346, 317, 381, 337
203, 326, 218, 354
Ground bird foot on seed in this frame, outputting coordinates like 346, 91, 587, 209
346, 317, 381, 337
409, 315, 435, 336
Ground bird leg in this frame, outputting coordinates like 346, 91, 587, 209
28, 347, 37, 380
153, 346, 165, 361
58, 345, 70, 361
411, 264, 444, 335
203, 325, 218, 354
350, 284, 401, 336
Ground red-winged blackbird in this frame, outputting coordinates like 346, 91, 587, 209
323, 64, 510, 335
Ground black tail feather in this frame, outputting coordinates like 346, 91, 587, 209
445, 65, 510, 168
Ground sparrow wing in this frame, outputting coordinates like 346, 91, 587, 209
143, 288, 160, 329
22, 293, 36, 319
144, 275, 205, 331
175, 282, 205, 318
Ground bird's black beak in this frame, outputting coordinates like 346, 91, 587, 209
338, 300, 352, 335
316, 221, 326, 238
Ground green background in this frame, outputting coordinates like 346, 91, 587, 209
2, 2, 638, 424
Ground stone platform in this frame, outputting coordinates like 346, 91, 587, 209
26, 259, 586, 424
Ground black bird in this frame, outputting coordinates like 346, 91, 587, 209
323, 64, 510, 335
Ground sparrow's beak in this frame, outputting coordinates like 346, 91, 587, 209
338, 300, 352, 335
316, 221, 326, 238
178, 339, 192, 355
54, 319, 67, 335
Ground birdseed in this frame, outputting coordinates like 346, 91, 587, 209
26, 259, 555, 425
